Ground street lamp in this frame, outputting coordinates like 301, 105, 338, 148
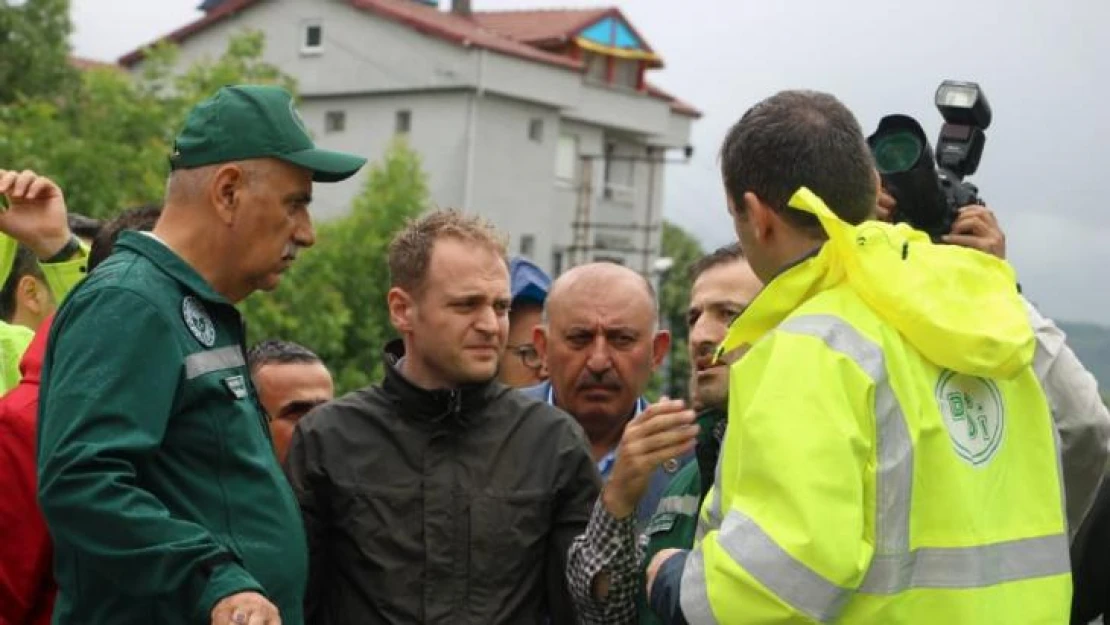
652, 257, 675, 274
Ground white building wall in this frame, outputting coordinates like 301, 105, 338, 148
127, 0, 694, 276
298, 90, 470, 220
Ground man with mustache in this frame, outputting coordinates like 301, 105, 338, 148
527, 262, 697, 530
37, 85, 366, 625
560, 249, 759, 625
529, 262, 698, 624
285, 209, 600, 624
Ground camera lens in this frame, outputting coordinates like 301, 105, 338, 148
872, 130, 924, 174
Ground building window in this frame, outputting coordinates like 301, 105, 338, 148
528, 118, 544, 143
302, 21, 323, 54
552, 248, 564, 276
594, 255, 625, 265
324, 111, 346, 133
604, 142, 635, 201
613, 59, 639, 89
584, 52, 607, 83
555, 134, 578, 183
395, 110, 411, 134
519, 234, 535, 258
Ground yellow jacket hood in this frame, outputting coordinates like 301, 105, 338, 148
718, 188, 1033, 379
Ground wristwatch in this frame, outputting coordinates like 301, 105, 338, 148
42, 235, 82, 264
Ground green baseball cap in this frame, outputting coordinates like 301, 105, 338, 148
170, 84, 367, 183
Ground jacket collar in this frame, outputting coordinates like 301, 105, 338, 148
381, 339, 501, 427
695, 408, 727, 448
18, 313, 54, 385
716, 243, 837, 365
114, 232, 231, 305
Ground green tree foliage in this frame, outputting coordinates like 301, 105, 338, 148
0, 0, 77, 103
0, 29, 294, 218
240, 138, 429, 394
650, 221, 705, 401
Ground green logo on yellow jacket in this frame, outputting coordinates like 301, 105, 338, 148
936, 371, 1005, 466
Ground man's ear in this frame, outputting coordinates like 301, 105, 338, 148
743, 191, 776, 244
209, 164, 248, 226
387, 287, 415, 334
651, 328, 672, 370
534, 322, 552, 359
17, 275, 51, 317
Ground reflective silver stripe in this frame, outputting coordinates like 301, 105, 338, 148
184, 345, 245, 380
717, 508, 850, 622
779, 315, 913, 554
687, 314, 1067, 619
859, 533, 1071, 593
656, 495, 700, 516
680, 547, 720, 625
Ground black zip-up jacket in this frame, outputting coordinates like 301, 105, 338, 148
285, 341, 601, 624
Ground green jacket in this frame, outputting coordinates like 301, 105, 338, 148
37, 232, 307, 625
0, 232, 88, 393
637, 409, 724, 625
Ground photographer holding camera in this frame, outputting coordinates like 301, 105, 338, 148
871, 81, 1109, 538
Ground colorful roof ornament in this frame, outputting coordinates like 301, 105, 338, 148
575, 15, 662, 66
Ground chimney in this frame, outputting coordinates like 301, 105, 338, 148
452, 0, 472, 16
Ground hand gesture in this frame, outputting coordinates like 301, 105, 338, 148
601, 398, 698, 519
0, 169, 72, 259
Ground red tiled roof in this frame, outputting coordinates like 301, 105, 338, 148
68, 55, 119, 71
472, 7, 662, 69
119, 0, 257, 66
349, 0, 579, 69
646, 83, 701, 118
469, 8, 610, 46
119, 0, 579, 70
116, 0, 698, 118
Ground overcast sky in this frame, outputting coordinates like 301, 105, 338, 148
71, 0, 1109, 324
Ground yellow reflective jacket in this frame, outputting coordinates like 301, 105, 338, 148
0, 233, 88, 393
682, 188, 1070, 624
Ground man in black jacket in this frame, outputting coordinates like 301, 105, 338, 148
285, 209, 601, 624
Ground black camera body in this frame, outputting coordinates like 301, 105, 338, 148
867, 81, 992, 240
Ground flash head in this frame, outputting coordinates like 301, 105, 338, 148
935, 80, 992, 129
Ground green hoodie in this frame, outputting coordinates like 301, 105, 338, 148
37, 232, 306, 625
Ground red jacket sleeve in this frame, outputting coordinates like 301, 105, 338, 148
0, 381, 55, 625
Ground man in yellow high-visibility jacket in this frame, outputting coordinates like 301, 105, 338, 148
645, 90, 1071, 624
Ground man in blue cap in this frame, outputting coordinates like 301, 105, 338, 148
498, 256, 551, 388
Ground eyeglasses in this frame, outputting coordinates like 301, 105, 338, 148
506, 343, 542, 370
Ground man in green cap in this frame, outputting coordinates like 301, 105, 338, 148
37, 85, 366, 625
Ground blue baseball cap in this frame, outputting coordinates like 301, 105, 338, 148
509, 256, 551, 305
